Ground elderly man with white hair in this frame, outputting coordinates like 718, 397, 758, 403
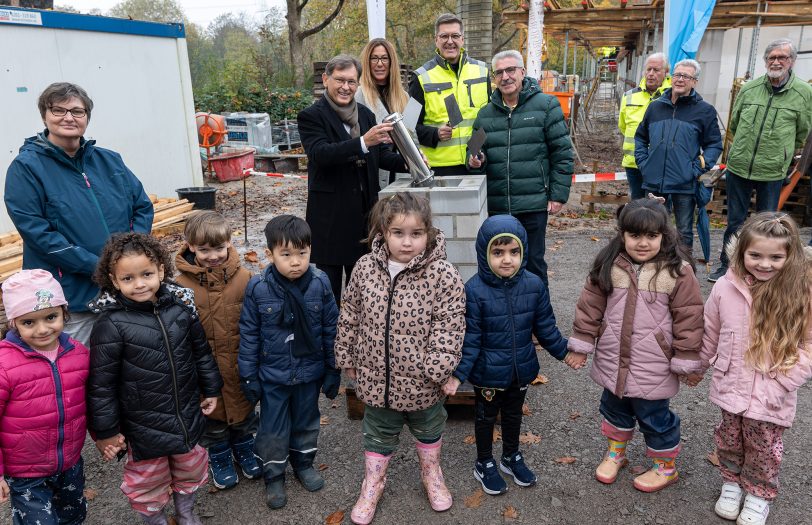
634, 58, 723, 250
708, 38, 812, 281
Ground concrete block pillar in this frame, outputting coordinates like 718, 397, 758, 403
456, 0, 493, 64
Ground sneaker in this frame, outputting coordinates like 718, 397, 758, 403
473, 459, 508, 495
715, 482, 743, 520
708, 265, 728, 282
231, 436, 261, 479
737, 494, 769, 525
500, 451, 537, 487
207, 443, 239, 490
265, 478, 287, 510
295, 466, 325, 492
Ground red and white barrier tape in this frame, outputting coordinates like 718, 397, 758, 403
571, 165, 723, 184
243, 168, 307, 179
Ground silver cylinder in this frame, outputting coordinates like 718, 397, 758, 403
382, 112, 433, 186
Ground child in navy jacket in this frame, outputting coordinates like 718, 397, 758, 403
443, 215, 579, 495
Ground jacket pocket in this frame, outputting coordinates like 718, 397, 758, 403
712, 331, 734, 374
763, 375, 789, 411
654, 330, 673, 360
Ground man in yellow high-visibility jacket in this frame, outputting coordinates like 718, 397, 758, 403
618, 53, 671, 199
409, 13, 491, 176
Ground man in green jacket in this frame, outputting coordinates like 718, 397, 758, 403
467, 50, 573, 285
709, 38, 812, 281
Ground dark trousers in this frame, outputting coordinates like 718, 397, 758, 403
474, 384, 528, 461
515, 211, 549, 286
653, 192, 696, 250
719, 172, 783, 266
254, 381, 321, 482
317, 263, 355, 307
199, 410, 259, 448
626, 168, 644, 200
431, 165, 467, 177
6, 457, 87, 525
600, 389, 680, 453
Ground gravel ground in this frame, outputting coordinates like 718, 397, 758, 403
5, 169, 811, 525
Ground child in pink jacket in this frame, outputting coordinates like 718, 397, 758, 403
699, 212, 812, 525
0, 270, 90, 524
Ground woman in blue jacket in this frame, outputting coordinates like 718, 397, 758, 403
4, 82, 154, 345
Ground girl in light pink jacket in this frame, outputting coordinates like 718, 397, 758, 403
699, 212, 812, 525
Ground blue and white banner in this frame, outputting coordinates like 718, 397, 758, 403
666, 0, 716, 63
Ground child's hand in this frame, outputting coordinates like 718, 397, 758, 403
0, 478, 9, 503
95, 434, 125, 461
564, 352, 588, 369
442, 377, 461, 396
345, 368, 357, 381
240, 377, 262, 405
321, 368, 341, 399
680, 373, 704, 387
200, 397, 218, 415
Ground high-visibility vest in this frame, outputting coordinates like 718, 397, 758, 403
415, 50, 490, 167
618, 77, 671, 169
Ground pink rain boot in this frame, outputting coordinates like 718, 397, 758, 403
351, 452, 391, 525
415, 439, 452, 512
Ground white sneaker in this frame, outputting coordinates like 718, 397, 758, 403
714, 482, 743, 520
737, 494, 770, 525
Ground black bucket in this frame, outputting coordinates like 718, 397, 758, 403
176, 187, 217, 210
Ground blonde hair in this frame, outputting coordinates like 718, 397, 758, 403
359, 38, 408, 115
730, 212, 812, 373
183, 210, 232, 247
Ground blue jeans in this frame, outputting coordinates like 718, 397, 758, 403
669, 193, 696, 250
720, 172, 783, 266
599, 389, 680, 453
626, 168, 644, 200
254, 381, 321, 482
6, 457, 87, 525
515, 211, 549, 286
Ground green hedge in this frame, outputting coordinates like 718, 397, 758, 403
194, 85, 313, 121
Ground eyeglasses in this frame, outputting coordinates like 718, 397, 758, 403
671, 73, 697, 81
492, 66, 522, 78
766, 55, 791, 63
329, 77, 358, 88
370, 56, 390, 65
436, 33, 463, 42
49, 106, 87, 118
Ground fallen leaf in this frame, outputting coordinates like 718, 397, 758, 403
591, 236, 600, 242
519, 431, 541, 445
338, 385, 347, 394
318, 463, 329, 471
228, 191, 238, 196
83, 488, 98, 501
547, 271, 555, 277
503, 505, 519, 519
207, 485, 218, 494
630, 465, 648, 475
325, 510, 344, 524
492, 429, 502, 443
244, 250, 259, 263
320, 415, 330, 425
330, 401, 339, 409
707, 450, 721, 467
531, 374, 549, 385
569, 411, 581, 420
555, 456, 577, 464
463, 435, 476, 445
464, 489, 484, 508
522, 403, 532, 416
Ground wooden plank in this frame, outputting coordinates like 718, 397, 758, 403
151, 210, 196, 230
0, 255, 22, 275
0, 232, 21, 247
152, 202, 195, 223
152, 198, 188, 214
0, 242, 22, 260
580, 194, 630, 205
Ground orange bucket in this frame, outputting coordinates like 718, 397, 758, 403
547, 91, 574, 120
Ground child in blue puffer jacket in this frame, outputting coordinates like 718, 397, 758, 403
238, 215, 340, 511
443, 215, 580, 496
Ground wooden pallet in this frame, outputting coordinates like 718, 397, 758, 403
345, 381, 476, 420
707, 175, 810, 225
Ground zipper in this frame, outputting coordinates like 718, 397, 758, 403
467, 83, 474, 107
506, 108, 514, 214
383, 271, 403, 409
659, 102, 678, 193
155, 306, 190, 449
82, 173, 112, 237
746, 92, 774, 179
505, 283, 520, 381
50, 359, 66, 473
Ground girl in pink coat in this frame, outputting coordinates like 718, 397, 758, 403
699, 212, 812, 525
0, 269, 90, 525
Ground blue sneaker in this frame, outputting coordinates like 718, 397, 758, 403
500, 451, 537, 487
474, 458, 508, 495
208, 443, 239, 489
231, 436, 262, 479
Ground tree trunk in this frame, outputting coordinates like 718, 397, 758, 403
286, 0, 346, 88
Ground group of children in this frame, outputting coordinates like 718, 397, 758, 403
0, 193, 809, 525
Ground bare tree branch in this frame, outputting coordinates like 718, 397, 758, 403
494, 29, 519, 54
301, 0, 345, 39
297, 0, 308, 14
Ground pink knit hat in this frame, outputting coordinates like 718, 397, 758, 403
2, 269, 67, 321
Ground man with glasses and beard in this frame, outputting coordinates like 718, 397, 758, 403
297, 55, 408, 304
708, 38, 812, 282
410, 13, 491, 176
466, 50, 573, 286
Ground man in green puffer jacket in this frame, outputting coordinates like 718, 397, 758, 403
467, 50, 573, 285
709, 38, 812, 282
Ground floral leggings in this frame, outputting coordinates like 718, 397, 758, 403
715, 410, 785, 500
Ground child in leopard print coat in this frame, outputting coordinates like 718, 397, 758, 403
335, 192, 465, 524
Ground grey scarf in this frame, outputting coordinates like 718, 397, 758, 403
325, 92, 360, 138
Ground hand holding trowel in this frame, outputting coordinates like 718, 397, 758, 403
466, 128, 487, 169
440, 94, 464, 141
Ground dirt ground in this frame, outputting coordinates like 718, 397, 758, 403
6, 125, 812, 525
